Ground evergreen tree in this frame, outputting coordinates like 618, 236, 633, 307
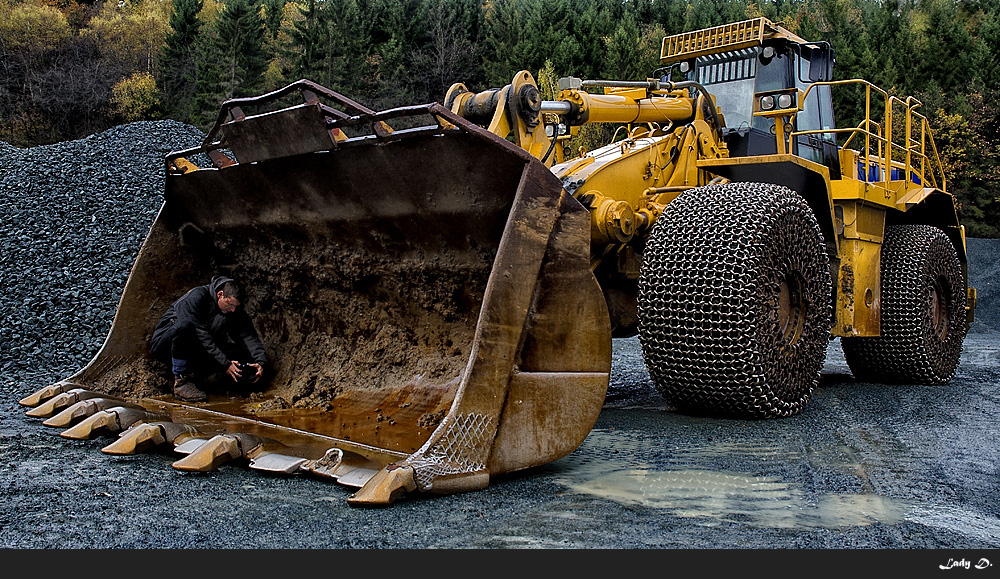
973, 0, 1000, 90
863, 0, 916, 96
260, 0, 289, 90
525, 0, 575, 75
682, 0, 745, 31
568, 0, 613, 80
914, 0, 975, 94
190, 25, 225, 128
215, 0, 268, 99
263, 0, 285, 42
602, 12, 644, 80
316, 0, 367, 94
481, 0, 530, 85
160, 0, 204, 122
286, 0, 327, 82
365, 0, 426, 107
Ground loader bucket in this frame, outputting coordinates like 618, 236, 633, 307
20, 81, 612, 505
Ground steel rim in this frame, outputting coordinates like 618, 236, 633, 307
930, 277, 949, 341
777, 273, 806, 348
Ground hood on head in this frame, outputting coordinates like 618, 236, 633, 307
210, 275, 235, 296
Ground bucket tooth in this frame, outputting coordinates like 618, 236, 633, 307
25, 389, 120, 418
59, 406, 163, 440
346, 464, 417, 507
42, 398, 135, 428
19, 382, 78, 407
59, 410, 118, 440
102, 421, 200, 455
171, 433, 263, 472
101, 423, 165, 455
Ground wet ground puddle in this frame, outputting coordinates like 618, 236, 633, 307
553, 429, 911, 530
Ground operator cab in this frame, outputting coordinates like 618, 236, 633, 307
676, 41, 840, 178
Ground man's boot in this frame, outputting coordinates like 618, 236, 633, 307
173, 373, 207, 402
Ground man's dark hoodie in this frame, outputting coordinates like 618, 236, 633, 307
151, 275, 267, 370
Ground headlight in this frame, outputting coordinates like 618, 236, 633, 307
777, 93, 793, 109
545, 124, 568, 138
760, 95, 775, 111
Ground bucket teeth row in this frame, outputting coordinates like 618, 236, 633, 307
21, 383, 363, 486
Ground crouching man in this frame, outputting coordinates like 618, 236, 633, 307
150, 275, 267, 402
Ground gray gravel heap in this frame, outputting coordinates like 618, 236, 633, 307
0, 121, 206, 387
966, 237, 1000, 334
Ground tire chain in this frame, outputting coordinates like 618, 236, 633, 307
841, 224, 967, 384
638, 182, 832, 418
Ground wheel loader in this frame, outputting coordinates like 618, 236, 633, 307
20, 18, 977, 506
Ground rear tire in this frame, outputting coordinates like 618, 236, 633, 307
638, 182, 832, 418
841, 225, 967, 384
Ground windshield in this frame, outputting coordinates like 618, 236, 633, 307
696, 49, 757, 130
697, 48, 835, 147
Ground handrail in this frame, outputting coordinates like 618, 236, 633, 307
791, 79, 947, 193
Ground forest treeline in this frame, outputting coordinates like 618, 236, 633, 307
1, 0, 998, 235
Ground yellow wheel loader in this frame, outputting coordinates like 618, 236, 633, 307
21, 18, 977, 505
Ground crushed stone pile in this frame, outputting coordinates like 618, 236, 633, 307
966, 237, 1000, 334
0, 121, 206, 385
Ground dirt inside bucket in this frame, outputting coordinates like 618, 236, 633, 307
95, 233, 495, 417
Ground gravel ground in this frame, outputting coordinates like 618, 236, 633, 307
0, 121, 207, 379
2, 122, 999, 559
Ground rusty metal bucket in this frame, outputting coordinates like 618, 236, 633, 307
19, 81, 611, 505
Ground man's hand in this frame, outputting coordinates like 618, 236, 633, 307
246, 363, 263, 383
226, 361, 241, 382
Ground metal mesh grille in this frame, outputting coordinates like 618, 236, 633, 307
637, 182, 832, 418
842, 225, 967, 383
408, 412, 495, 491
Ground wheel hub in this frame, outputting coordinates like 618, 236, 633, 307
930, 277, 949, 340
777, 273, 806, 348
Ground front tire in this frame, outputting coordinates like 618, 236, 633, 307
841, 224, 967, 384
638, 182, 833, 418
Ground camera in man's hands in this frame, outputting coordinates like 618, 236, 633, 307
235, 361, 257, 383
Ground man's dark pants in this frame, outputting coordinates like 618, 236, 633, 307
150, 318, 252, 376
